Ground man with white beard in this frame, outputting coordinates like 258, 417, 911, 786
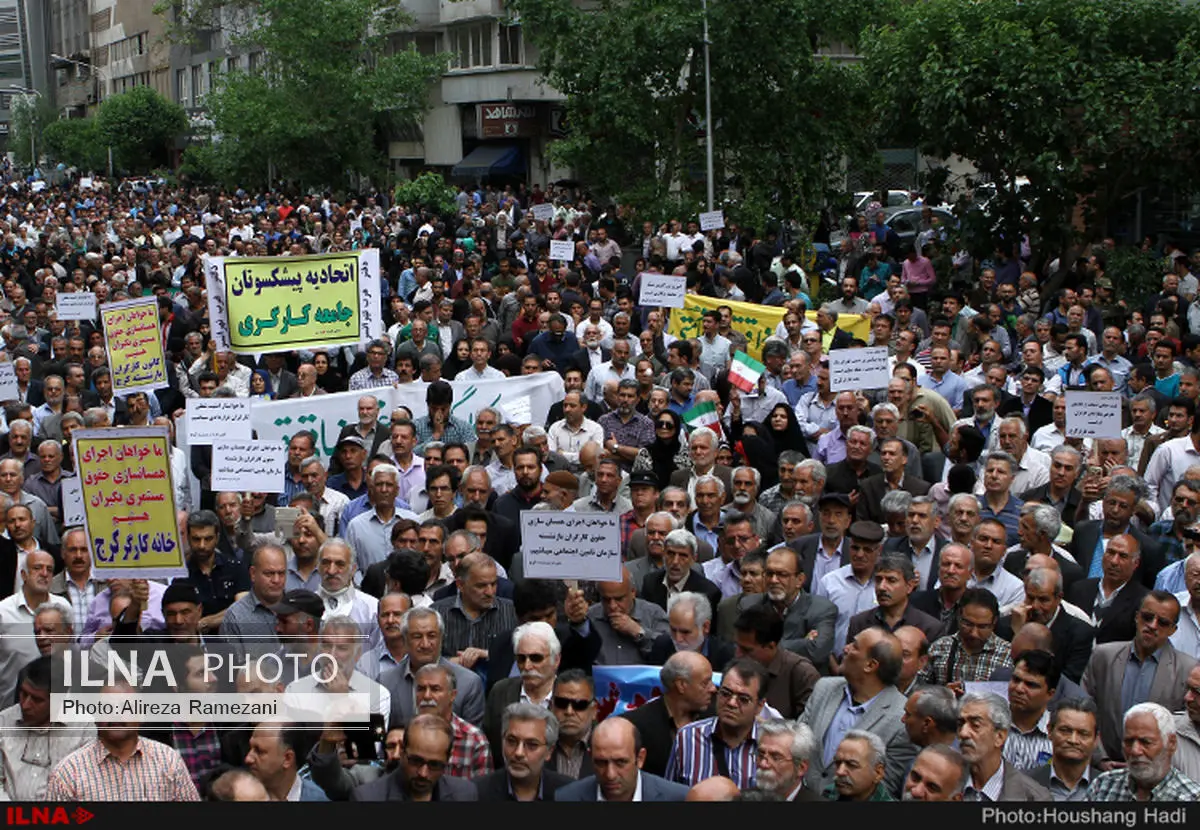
315, 539, 380, 647
726, 466, 775, 542
665, 592, 733, 667
1087, 703, 1200, 801
755, 718, 822, 801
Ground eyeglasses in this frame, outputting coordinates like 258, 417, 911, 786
552, 696, 593, 712
1139, 610, 1176, 629
656, 421, 675, 429
427, 484, 452, 492
717, 687, 755, 707
515, 653, 547, 664
503, 735, 546, 753
406, 754, 447, 772
957, 618, 995, 631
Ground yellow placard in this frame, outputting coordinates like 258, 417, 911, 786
100, 297, 169, 396
207, 250, 382, 353
666, 294, 870, 360
73, 427, 185, 579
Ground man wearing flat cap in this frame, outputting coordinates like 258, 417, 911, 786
535, 471, 579, 511
817, 521, 885, 669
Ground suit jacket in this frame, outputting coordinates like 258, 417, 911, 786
1082, 640, 1197, 760
1000, 764, 1053, 801
620, 696, 716, 778
764, 648, 821, 719
920, 451, 947, 486
472, 769, 575, 801
379, 656, 486, 727
824, 460, 881, 496
0, 536, 20, 599
882, 535, 948, 592
999, 394, 1054, 436
788, 532, 850, 593
668, 465, 734, 502
269, 369, 300, 400
626, 530, 714, 566
350, 769, 479, 801
828, 327, 855, 351
997, 607, 1095, 685
568, 346, 612, 378
444, 509, 521, 572
799, 677, 917, 797
1019, 482, 1085, 529
639, 568, 723, 619
718, 592, 837, 668
553, 771, 688, 802
855, 474, 932, 524
21, 379, 43, 408
486, 620, 601, 693
909, 589, 959, 635
1065, 578, 1149, 645
1002, 548, 1086, 596
1068, 520, 1165, 589
483, 677, 523, 761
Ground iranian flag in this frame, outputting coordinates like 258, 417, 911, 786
728, 351, 765, 393
683, 401, 722, 436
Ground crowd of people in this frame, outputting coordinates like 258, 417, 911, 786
0, 175, 1195, 805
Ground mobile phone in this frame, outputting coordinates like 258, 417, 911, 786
1088, 466, 1103, 477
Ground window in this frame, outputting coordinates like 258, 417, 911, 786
177, 68, 191, 107
112, 72, 149, 94
225, 56, 237, 74
450, 22, 492, 69
390, 32, 441, 57
109, 32, 147, 63
248, 51, 263, 73
191, 64, 204, 101
498, 24, 523, 66
89, 9, 110, 33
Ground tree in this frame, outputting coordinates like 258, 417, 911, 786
507, 0, 885, 230
41, 118, 108, 172
9, 95, 59, 169
394, 172, 456, 215
157, 0, 446, 190
863, 0, 1200, 257
95, 86, 188, 173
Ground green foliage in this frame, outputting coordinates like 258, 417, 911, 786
394, 172, 457, 214
41, 118, 107, 172
508, 0, 886, 228
863, 0, 1200, 256
95, 87, 188, 173
159, 0, 446, 190
1104, 246, 1166, 311
9, 96, 59, 168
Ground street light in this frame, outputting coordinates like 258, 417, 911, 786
7, 86, 40, 171
701, 0, 714, 213
50, 53, 112, 177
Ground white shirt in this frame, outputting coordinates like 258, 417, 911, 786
975, 445, 1051, 497
584, 361, 636, 404
574, 317, 614, 343
284, 668, 391, 722
1171, 593, 1200, 659
0, 593, 71, 702
968, 567, 1026, 609
315, 488, 352, 536
599, 771, 643, 802
1124, 424, 1165, 471
455, 365, 505, 381
1144, 435, 1200, 510
548, 418, 605, 464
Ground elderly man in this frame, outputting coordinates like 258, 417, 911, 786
314, 538, 379, 643
1087, 703, 1200, 801
755, 719, 822, 801
555, 716, 688, 802
1028, 698, 1104, 801
958, 691, 1052, 801
299, 456, 350, 536
378, 605, 484, 727
345, 464, 420, 576
638, 529, 721, 614
903, 745, 970, 802
472, 701, 575, 801
482, 621, 560, 759
0, 459, 56, 549
564, 567, 670, 666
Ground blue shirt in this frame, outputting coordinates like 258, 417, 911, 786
979, 494, 1024, 546
782, 376, 817, 408
527, 330, 581, 372
918, 370, 968, 411
823, 684, 882, 768
1156, 373, 1182, 399
667, 393, 697, 416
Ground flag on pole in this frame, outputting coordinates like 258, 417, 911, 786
728, 351, 765, 393
682, 400, 722, 436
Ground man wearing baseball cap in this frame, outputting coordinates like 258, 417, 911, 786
271, 589, 326, 684
621, 471, 661, 555
328, 436, 369, 500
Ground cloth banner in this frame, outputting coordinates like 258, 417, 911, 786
593, 665, 666, 720
667, 294, 870, 360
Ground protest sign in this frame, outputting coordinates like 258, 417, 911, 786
100, 297, 169, 397
79, 177, 93, 190
520, 512, 622, 582
699, 210, 725, 231
72, 427, 185, 579
0, 362, 17, 401
211, 440, 287, 492
668, 294, 869, 360
637, 274, 686, 309
205, 250, 382, 354
530, 203, 555, 223
549, 240, 575, 262
501, 395, 532, 426
56, 292, 97, 321
1065, 391, 1122, 439
828, 347, 890, 391
62, 476, 85, 528
186, 398, 253, 445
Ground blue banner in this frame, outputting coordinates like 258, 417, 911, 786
593, 665, 723, 720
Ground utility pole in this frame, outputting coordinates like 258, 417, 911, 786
701, 0, 714, 213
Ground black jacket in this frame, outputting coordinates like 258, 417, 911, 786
1019, 482, 1085, 529
472, 769, 576, 801
638, 568, 723, 620
1065, 578, 1149, 645
1068, 520, 1165, 589
620, 695, 716, 778
998, 394, 1054, 436
996, 607, 1095, 684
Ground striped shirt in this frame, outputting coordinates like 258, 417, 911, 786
1003, 711, 1053, 771
431, 594, 518, 656
45, 738, 200, 801
664, 716, 758, 789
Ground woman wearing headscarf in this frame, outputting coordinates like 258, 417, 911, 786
633, 409, 690, 489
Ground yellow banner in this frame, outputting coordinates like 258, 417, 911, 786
73, 427, 185, 579
100, 297, 169, 396
666, 295, 871, 360
205, 250, 383, 353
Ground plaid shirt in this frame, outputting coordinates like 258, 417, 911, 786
1148, 521, 1189, 565
619, 510, 645, 556
349, 367, 400, 390
448, 714, 493, 779
171, 725, 223, 790
1087, 767, 1200, 802
758, 484, 793, 516
45, 738, 200, 801
413, 415, 476, 453
920, 633, 1012, 685
598, 410, 655, 455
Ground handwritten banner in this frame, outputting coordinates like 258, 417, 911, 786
1065, 391, 1122, 439
828, 347, 890, 391
211, 440, 287, 493
0, 363, 17, 401
56, 292, 97, 321
549, 240, 575, 262
638, 274, 686, 309
244, 373, 565, 460
186, 398, 253, 445
62, 475, 84, 528
667, 294, 870, 361
530, 203, 555, 223
100, 297, 169, 397
205, 250, 382, 354
699, 210, 725, 231
71, 427, 185, 579
520, 511, 622, 582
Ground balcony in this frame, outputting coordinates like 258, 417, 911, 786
440, 67, 561, 105
439, 0, 501, 25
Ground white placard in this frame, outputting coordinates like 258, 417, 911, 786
186, 398, 253, 445
699, 210, 725, 231
30, 181, 45, 193
549, 240, 575, 262
79, 177, 93, 190
190, 225, 205, 239
520, 511, 623, 583
638, 274, 686, 309
212, 440, 287, 493
0, 362, 18, 401
502, 395, 532, 426
828, 347, 890, 391
530, 203, 555, 223
1065, 391, 1122, 439
963, 681, 1009, 701
56, 292, 97, 321
62, 476, 85, 527
350, 217, 363, 234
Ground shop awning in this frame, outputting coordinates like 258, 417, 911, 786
450, 144, 523, 181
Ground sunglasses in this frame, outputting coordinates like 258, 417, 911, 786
656, 421, 675, 428
552, 696, 593, 712
1139, 610, 1176, 629
516, 653, 546, 664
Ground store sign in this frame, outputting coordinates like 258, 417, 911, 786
479, 103, 540, 138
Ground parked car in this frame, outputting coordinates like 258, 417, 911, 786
829, 205, 957, 251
